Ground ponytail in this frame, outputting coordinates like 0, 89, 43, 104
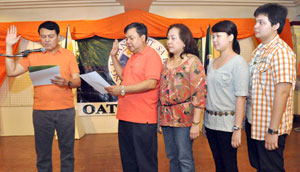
232, 38, 240, 54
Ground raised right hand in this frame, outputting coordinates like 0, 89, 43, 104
110, 39, 119, 57
6, 25, 21, 46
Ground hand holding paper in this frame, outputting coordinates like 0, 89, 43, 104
80, 71, 111, 94
104, 85, 121, 96
51, 75, 68, 87
28, 65, 60, 86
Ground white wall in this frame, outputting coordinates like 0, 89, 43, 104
0, 2, 299, 22
295, 4, 300, 21
0, 6, 124, 22
150, 2, 299, 20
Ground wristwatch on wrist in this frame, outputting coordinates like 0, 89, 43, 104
267, 128, 278, 135
233, 125, 241, 131
121, 85, 125, 96
67, 81, 72, 87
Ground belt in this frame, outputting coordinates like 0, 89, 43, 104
161, 97, 191, 107
205, 109, 234, 116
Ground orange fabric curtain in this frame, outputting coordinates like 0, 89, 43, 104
0, 10, 293, 87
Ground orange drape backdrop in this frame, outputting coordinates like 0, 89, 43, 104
0, 10, 293, 87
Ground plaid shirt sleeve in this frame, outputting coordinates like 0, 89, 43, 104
271, 47, 295, 85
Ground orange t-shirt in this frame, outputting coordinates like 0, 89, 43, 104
19, 46, 79, 110
117, 46, 162, 124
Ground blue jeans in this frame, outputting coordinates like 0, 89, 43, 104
162, 126, 195, 172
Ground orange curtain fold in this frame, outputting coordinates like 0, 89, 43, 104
0, 39, 20, 86
0, 58, 5, 86
0, 10, 292, 47
0, 10, 294, 87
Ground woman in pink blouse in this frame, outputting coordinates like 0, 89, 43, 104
159, 24, 206, 172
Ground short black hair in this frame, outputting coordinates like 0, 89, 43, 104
254, 3, 287, 34
212, 20, 240, 54
124, 22, 148, 42
38, 21, 60, 35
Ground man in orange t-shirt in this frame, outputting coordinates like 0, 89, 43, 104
105, 22, 162, 172
5, 21, 81, 172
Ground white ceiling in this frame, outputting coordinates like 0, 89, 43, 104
0, 0, 299, 10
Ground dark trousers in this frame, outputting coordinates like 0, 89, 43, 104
245, 119, 287, 172
33, 108, 75, 172
118, 120, 158, 172
205, 127, 238, 172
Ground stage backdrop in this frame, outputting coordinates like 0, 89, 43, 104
75, 36, 202, 115
0, 10, 293, 116
0, 10, 293, 88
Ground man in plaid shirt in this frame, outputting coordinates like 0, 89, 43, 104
246, 3, 296, 172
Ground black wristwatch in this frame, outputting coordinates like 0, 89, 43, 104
267, 128, 278, 135
67, 81, 72, 87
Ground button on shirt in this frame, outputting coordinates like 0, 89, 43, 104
247, 35, 296, 140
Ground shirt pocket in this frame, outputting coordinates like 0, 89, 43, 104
220, 71, 232, 87
257, 62, 270, 85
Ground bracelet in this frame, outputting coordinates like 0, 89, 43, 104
192, 121, 200, 125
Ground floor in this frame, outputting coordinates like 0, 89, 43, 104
0, 123, 299, 172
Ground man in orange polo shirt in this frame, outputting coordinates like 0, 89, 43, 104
5, 21, 81, 172
105, 22, 162, 172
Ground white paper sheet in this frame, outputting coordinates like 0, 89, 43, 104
80, 71, 111, 94
29, 65, 60, 86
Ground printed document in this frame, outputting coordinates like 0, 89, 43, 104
80, 71, 111, 94
28, 65, 60, 86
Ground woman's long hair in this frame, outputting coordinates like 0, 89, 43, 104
167, 24, 199, 58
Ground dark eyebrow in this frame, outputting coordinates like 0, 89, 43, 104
126, 35, 135, 38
